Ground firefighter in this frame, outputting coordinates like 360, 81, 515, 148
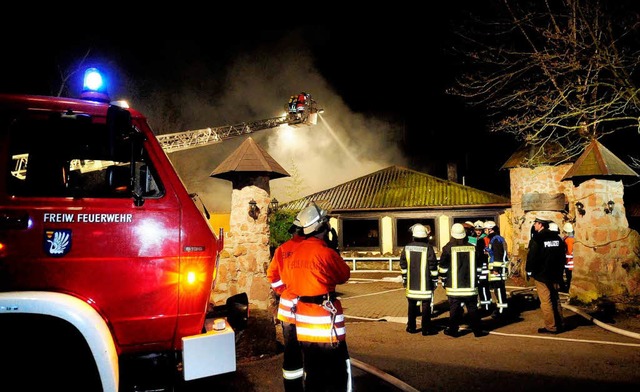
288, 95, 298, 114
439, 223, 487, 337
561, 222, 575, 293
463, 221, 476, 245
296, 92, 308, 113
267, 222, 305, 392
483, 220, 509, 318
399, 223, 439, 335
280, 202, 352, 391
473, 220, 491, 312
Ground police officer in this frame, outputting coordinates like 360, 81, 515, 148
280, 202, 352, 391
439, 223, 487, 337
526, 217, 567, 334
399, 223, 439, 335
483, 220, 509, 318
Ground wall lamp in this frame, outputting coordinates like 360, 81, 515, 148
575, 202, 585, 216
604, 200, 615, 214
248, 199, 260, 220
268, 198, 279, 215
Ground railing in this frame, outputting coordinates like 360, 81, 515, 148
341, 257, 401, 272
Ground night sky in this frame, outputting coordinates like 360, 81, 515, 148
0, 14, 599, 211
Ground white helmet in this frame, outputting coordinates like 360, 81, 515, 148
563, 222, 574, 233
549, 222, 559, 232
473, 220, 484, 230
410, 224, 428, 238
294, 202, 328, 235
451, 223, 466, 239
483, 220, 496, 229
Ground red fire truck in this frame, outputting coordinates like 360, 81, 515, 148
0, 68, 248, 391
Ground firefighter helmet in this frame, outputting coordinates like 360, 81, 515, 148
294, 202, 328, 235
410, 224, 428, 238
563, 222, 574, 233
483, 220, 496, 229
451, 223, 466, 239
474, 220, 484, 230
549, 222, 559, 232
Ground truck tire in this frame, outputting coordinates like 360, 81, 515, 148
1, 314, 103, 391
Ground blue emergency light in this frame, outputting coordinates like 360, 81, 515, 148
80, 67, 110, 103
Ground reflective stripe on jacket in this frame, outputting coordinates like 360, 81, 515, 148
267, 235, 305, 324
280, 236, 351, 344
440, 238, 481, 298
399, 242, 438, 299
294, 300, 346, 343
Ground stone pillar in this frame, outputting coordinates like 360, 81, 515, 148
211, 181, 273, 310
571, 179, 640, 302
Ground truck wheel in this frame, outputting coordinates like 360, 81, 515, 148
1, 314, 102, 391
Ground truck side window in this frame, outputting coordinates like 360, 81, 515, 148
5, 113, 163, 199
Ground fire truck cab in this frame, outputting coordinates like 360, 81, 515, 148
0, 68, 246, 391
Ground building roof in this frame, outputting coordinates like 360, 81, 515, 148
561, 139, 639, 181
501, 142, 568, 170
209, 137, 289, 181
281, 165, 511, 212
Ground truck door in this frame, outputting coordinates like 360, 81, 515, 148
0, 106, 181, 350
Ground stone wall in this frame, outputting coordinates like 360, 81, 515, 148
509, 165, 640, 302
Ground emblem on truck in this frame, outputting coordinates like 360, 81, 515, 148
44, 229, 71, 256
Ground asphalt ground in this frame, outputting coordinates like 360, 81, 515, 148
147, 270, 640, 392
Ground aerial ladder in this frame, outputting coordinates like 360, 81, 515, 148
11, 93, 322, 177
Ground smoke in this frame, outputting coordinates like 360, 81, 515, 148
162, 34, 408, 212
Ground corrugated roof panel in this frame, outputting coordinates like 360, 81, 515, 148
281, 166, 510, 212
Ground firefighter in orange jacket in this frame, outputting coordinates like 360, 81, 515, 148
267, 222, 305, 392
280, 202, 352, 391
561, 222, 575, 293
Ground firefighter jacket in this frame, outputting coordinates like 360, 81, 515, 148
525, 229, 567, 284
439, 237, 483, 298
267, 234, 305, 325
399, 240, 438, 300
485, 233, 508, 282
280, 236, 351, 344
564, 234, 575, 270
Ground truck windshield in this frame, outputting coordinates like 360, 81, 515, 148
4, 111, 163, 199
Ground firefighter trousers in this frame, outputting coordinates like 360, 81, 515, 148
300, 340, 352, 392
281, 322, 304, 392
407, 297, 432, 332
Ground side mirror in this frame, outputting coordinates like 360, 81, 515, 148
106, 105, 133, 161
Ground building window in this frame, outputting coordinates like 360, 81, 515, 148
342, 219, 380, 249
396, 219, 436, 249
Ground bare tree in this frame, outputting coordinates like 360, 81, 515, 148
56, 49, 92, 97
448, 0, 640, 167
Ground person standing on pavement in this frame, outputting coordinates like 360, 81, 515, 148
483, 221, 509, 318
267, 222, 305, 392
526, 217, 567, 334
561, 222, 575, 293
280, 202, 352, 391
399, 223, 439, 335
471, 221, 491, 312
439, 223, 487, 337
